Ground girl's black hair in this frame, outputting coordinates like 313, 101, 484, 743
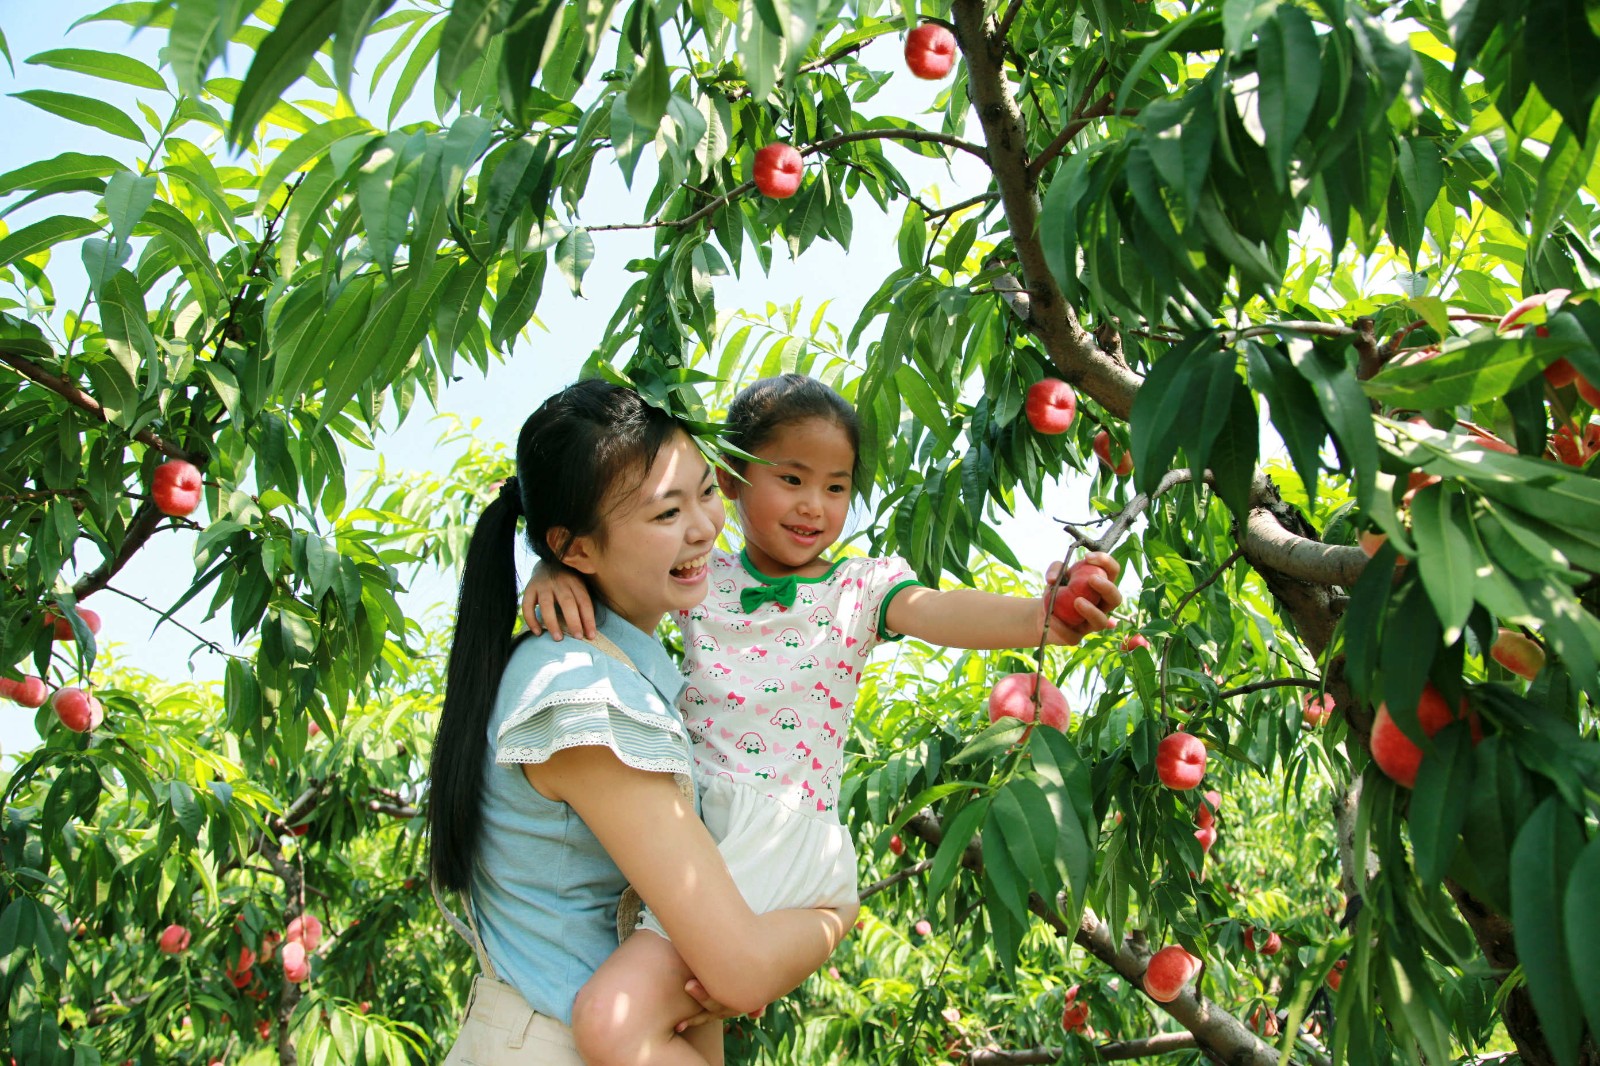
427, 379, 680, 892
724, 374, 861, 478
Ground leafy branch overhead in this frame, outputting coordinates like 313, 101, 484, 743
2, 0, 1600, 1063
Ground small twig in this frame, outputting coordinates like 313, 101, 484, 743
926, 191, 999, 222
859, 858, 934, 899
1382, 313, 1500, 356
1027, 93, 1115, 179
1077, 468, 1196, 555
996, 0, 1026, 40
72, 501, 165, 601
101, 584, 238, 659
1215, 676, 1321, 700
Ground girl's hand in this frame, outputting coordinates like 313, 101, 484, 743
1042, 551, 1123, 645
521, 563, 597, 641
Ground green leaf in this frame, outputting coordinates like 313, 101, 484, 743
1364, 336, 1570, 408
1290, 340, 1379, 505
489, 250, 548, 350
556, 227, 594, 297
947, 719, 1026, 767
1407, 724, 1473, 884
1526, 0, 1600, 145
1246, 340, 1327, 499
1409, 487, 1477, 644
0, 152, 125, 198
9, 90, 146, 142
737, 0, 785, 104
483, 135, 557, 252
1207, 369, 1259, 518
1531, 125, 1594, 242
167, 0, 251, 96
0, 215, 102, 271
25, 47, 166, 89
1256, 5, 1319, 185
103, 170, 157, 254
1509, 797, 1586, 1066
229, 0, 342, 146
980, 811, 1030, 924
1565, 835, 1600, 1037
256, 117, 374, 210
96, 270, 156, 377
927, 796, 987, 904
437, 0, 502, 93
625, 20, 670, 132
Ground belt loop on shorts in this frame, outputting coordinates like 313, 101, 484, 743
506, 985, 530, 1049
464, 973, 483, 1017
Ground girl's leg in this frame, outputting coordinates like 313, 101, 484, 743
571, 930, 722, 1066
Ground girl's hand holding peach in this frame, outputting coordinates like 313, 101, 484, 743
1042, 552, 1122, 645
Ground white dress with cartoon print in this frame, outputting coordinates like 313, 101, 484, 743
631, 549, 923, 940
676, 549, 920, 816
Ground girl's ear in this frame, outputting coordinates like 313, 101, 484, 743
549, 528, 599, 575
716, 466, 743, 499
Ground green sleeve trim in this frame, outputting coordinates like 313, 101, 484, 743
876, 579, 923, 641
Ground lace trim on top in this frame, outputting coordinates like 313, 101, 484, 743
496, 699, 691, 779
499, 684, 685, 740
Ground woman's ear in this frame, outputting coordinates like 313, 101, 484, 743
549, 528, 599, 575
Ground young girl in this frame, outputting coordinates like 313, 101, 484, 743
524, 374, 1122, 1065
431, 380, 856, 1066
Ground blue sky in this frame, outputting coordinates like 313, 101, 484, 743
1, 5, 1092, 756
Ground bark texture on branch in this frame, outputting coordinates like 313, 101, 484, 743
901, 811, 1279, 1066
968, 1032, 1198, 1064
950, 0, 1139, 419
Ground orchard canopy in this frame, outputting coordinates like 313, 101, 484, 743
3, 0, 1600, 1063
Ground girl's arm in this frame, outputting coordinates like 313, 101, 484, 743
522, 562, 598, 641
525, 747, 853, 1016
884, 552, 1123, 649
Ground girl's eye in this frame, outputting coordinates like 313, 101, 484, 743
829, 484, 849, 494
780, 475, 801, 485
702, 484, 717, 498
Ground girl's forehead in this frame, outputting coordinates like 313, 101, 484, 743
758, 417, 856, 458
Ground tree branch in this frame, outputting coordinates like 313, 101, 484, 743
0, 348, 202, 463
1027, 91, 1115, 179
902, 810, 1277, 1066
859, 858, 934, 899
969, 1032, 1200, 1064
951, 0, 1139, 419
1215, 676, 1322, 700
72, 501, 165, 601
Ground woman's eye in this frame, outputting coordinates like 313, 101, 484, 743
655, 508, 679, 521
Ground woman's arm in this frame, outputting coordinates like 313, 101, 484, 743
525, 747, 851, 1016
884, 552, 1123, 649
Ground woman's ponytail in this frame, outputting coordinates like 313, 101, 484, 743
427, 484, 525, 892
425, 379, 679, 892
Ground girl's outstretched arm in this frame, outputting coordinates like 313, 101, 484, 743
884, 552, 1123, 649
522, 561, 598, 641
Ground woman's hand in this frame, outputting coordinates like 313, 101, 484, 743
1042, 551, 1123, 645
677, 979, 762, 1031
521, 562, 597, 641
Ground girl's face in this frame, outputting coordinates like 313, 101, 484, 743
718, 417, 855, 577
560, 431, 724, 632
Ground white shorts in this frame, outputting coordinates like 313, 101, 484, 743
441, 974, 581, 1065
637, 776, 858, 940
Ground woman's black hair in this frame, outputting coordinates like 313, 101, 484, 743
724, 374, 861, 479
427, 379, 680, 892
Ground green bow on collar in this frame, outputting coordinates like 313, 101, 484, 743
740, 575, 799, 613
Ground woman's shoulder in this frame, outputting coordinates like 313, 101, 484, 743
500, 635, 677, 724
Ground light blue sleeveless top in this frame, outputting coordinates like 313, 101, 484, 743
469, 613, 693, 1024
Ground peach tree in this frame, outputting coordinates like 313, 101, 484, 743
3, 0, 1600, 1063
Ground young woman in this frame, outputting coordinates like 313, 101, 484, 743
523, 374, 1122, 1065
429, 379, 856, 1066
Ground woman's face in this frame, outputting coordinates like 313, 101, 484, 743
561, 431, 724, 632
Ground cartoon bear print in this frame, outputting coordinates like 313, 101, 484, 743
756, 677, 785, 695
704, 662, 732, 681
737, 646, 769, 665
714, 578, 736, 596
776, 627, 804, 649
682, 688, 709, 707
808, 606, 833, 627
796, 586, 816, 606
687, 605, 710, 622
737, 732, 768, 755
769, 708, 801, 731
725, 691, 747, 708
693, 634, 719, 652
827, 624, 845, 645
794, 654, 821, 672
726, 617, 753, 633
791, 740, 812, 761
831, 660, 855, 682
753, 765, 777, 781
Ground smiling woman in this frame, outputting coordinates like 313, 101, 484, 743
425, 378, 856, 1065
